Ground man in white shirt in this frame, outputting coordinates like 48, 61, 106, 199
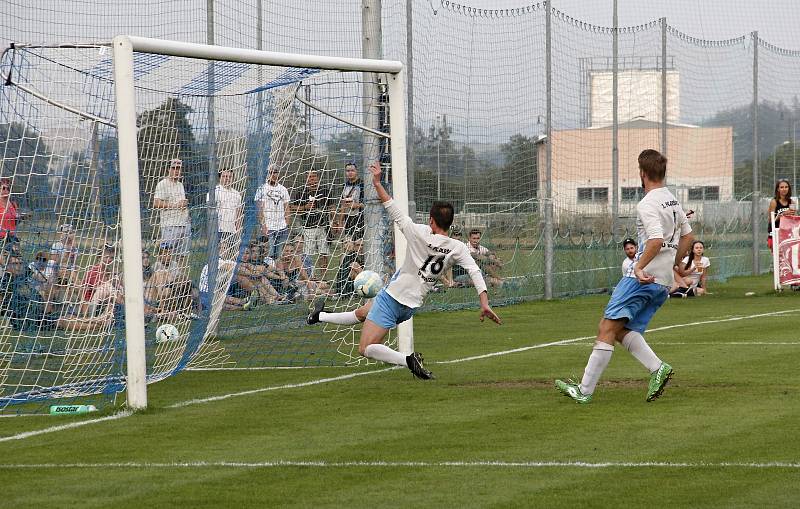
255, 166, 291, 259
153, 158, 191, 255
307, 163, 501, 379
556, 149, 693, 404
213, 169, 242, 248
621, 237, 637, 276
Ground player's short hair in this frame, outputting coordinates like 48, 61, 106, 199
622, 237, 636, 248
638, 149, 667, 182
468, 228, 482, 237
430, 201, 454, 231
774, 179, 792, 201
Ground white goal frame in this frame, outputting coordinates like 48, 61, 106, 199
111, 35, 411, 410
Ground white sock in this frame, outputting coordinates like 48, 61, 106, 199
364, 344, 408, 366
621, 330, 662, 373
579, 342, 614, 395
319, 311, 360, 325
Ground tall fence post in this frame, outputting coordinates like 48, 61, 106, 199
611, 0, 619, 235
405, 0, 415, 219
544, 1, 554, 300
661, 17, 668, 157
752, 31, 760, 275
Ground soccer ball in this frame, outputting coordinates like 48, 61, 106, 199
353, 270, 383, 298
155, 323, 180, 343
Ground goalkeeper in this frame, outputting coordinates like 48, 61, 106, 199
307, 162, 501, 379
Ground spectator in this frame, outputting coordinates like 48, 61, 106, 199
152, 246, 182, 282
334, 237, 364, 295
671, 240, 711, 298
153, 158, 191, 255
212, 168, 243, 249
457, 229, 504, 288
46, 223, 79, 280
255, 165, 291, 260
82, 245, 123, 317
0, 243, 30, 329
621, 237, 637, 276
336, 163, 365, 241
199, 259, 252, 311
767, 179, 796, 251
0, 177, 19, 242
27, 250, 50, 301
278, 242, 328, 301
293, 170, 332, 275
235, 245, 285, 305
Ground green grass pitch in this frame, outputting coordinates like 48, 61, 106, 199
1, 274, 799, 508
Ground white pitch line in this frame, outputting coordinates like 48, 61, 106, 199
0, 411, 132, 443
434, 307, 800, 364
0, 460, 799, 469
166, 367, 397, 408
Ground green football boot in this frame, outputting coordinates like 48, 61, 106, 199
555, 379, 592, 404
646, 362, 673, 402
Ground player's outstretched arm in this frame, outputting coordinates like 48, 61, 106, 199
478, 291, 501, 325
368, 163, 391, 203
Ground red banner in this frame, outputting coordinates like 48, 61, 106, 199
777, 214, 800, 286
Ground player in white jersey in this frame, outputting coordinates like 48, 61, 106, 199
307, 162, 502, 379
556, 149, 693, 403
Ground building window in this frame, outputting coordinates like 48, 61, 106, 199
577, 187, 608, 203
621, 187, 644, 202
688, 186, 720, 201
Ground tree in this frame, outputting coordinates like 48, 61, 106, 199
0, 122, 52, 211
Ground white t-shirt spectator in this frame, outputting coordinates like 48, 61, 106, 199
255, 182, 291, 231
154, 178, 190, 227
681, 256, 710, 288
622, 257, 636, 277
213, 184, 242, 233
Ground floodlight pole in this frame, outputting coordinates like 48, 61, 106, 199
752, 31, 760, 275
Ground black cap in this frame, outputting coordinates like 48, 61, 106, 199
622, 237, 637, 246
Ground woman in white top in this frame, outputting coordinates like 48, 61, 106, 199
671, 240, 710, 297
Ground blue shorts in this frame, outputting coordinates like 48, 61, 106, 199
366, 288, 416, 330
604, 277, 669, 333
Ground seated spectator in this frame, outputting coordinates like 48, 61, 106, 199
153, 246, 183, 282
82, 245, 123, 317
48, 266, 111, 332
235, 245, 285, 305
278, 243, 328, 301
455, 229, 503, 288
199, 259, 252, 311
621, 237, 637, 276
46, 223, 79, 279
334, 238, 364, 295
671, 240, 710, 298
27, 250, 51, 300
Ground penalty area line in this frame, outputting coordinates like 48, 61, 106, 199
1, 460, 799, 469
0, 411, 132, 443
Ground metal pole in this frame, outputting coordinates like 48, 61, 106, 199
437, 140, 441, 200
362, 0, 383, 273
611, 0, 619, 234
206, 0, 220, 310
405, 0, 415, 218
793, 121, 797, 195
752, 31, 760, 275
544, 1, 554, 300
661, 17, 668, 158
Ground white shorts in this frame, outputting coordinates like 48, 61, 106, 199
303, 227, 329, 257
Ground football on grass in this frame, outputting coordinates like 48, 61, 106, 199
354, 270, 383, 298
155, 323, 180, 343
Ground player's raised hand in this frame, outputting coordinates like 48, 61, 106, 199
368, 162, 381, 183
480, 304, 502, 325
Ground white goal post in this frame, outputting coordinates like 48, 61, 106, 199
111, 36, 411, 410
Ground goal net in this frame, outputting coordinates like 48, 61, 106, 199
0, 38, 408, 413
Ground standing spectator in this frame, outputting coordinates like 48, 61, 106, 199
0, 177, 19, 242
293, 170, 331, 274
255, 165, 291, 260
337, 163, 365, 241
621, 237, 637, 276
153, 158, 191, 255
767, 179, 796, 251
212, 169, 243, 248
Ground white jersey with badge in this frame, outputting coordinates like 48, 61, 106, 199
382, 199, 487, 308
630, 186, 692, 286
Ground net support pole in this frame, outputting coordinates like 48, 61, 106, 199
611, 0, 619, 234
112, 35, 148, 411
543, 1, 554, 300
661, 17, 668, 157
752, 31, 760, 275
405, 0, 416, 219
388, 70, 413, 354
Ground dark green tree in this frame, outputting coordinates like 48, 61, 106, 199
0, 122, 52, 211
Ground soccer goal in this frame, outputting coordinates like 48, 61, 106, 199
0, 36, 410, 413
